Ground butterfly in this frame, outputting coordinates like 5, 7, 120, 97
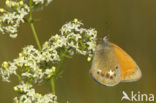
90, 36, 142, 86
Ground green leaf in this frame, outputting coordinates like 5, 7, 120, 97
55, 70, 64, 79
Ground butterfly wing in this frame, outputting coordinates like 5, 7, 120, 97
112, 43, 142, 82
90, 41, 121, 86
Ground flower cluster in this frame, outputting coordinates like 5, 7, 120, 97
0, 19, 97, 102
0, 0, 29, 38
0, 0, 53, 38
13, 82, 57, 103
0, 45, 56, 83
43, 19, 97, 58
0, 19, 97, 82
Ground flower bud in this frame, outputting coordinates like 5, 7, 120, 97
87, 57, 91, 62
6, 0, 11, 7
23, 51, 27, 55
24, 63, 28, 67
19, 53, 22, 57
52, 66, 56, 72
54, 34, 59, 40
0, 8, 5, 13
11, 2, 16, 7
2, 61, 9, 68
13, 86, 18, 91
74, 18, 78, 23
38, 69, 42, 72
19, 1, 24, 6
45, 41, 48, 45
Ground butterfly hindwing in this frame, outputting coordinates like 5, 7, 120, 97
90, 40, 121, 86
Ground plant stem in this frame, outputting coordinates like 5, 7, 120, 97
56, 48, 68, 73
30, 23, 42, 50
50, 78, 55, 95
29, 0, 41, 50
56, 53, 65, 73
50, 50, 67, 94
16, 74, 21, 84
49, 54, 65, 95
28, 0, 55, 95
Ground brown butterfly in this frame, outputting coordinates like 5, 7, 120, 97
90, 36, 142, 86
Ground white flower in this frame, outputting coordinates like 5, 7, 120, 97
0, 19, 97, 82
33, 0, 53, 5
0, 3, 30, 38
87, 41, 96, 51
45, 69, 53, 75
14, 82, 57, 103
60, 19, 97, 56
0, 19, 97, 103
0, 0, 52, 38
10, 33, 18, 38
0, 62, 17, 82
33, 0, 44, 5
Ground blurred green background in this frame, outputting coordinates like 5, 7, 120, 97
0, 0, 156, 103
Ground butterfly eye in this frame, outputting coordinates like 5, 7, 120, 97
115, 65, 119, 69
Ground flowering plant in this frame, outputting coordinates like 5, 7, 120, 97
0, 0, 97, 102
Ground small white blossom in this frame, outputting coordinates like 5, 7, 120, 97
0, 62, 17, 82
0, 3, 30, 38
14, 83, 57, 103
0, 0, 53, 38
33, 0, 53, 5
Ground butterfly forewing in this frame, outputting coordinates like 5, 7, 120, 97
112, 43, 142, 82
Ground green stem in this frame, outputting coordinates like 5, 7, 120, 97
16, 74, 21, 84
56, 54, 65, 73
50, 78, 55, 95
29, 0, 33, 18
30, 23, 42, 50
49, 54, 65, 95
50, 50, 67, 94
56, 49, 68, 73
29, 0, 41, 50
